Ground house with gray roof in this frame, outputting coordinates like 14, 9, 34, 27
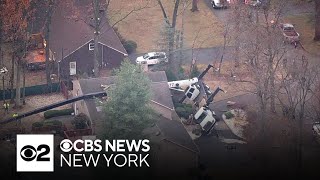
72, 71, 199, 177
73, 71, 174, 129
49, 0, 127, 80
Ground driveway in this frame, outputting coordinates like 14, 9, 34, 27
129, 46, 235, 66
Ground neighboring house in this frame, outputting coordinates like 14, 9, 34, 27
24, 33, 47, 70
72, 71, 199, 177
73, 71, 174, 131
49, 0, 127, 80
147, 116, 200, 178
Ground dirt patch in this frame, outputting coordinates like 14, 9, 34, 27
182, 61, 253, 102
108, 0, 224, 53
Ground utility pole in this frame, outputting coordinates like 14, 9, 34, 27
93, 0, 101, 77
45, 0, 55, 92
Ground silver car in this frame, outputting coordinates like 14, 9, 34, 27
136, 52, 168, 65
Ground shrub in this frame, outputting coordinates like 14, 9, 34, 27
44, 108, 74, 119
44, 120, 62, 127
224, 111, 235, 119
113, 27, 125, 42
32, 122, 44, 128
190, 65, 200, 78
175, 103, 194, 119
178, 66, 186, 79
72, 113, 89, 129
165, 69, 177, 81
123, 40, 137, 54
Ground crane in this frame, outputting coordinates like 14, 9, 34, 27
168, 64, 214, 103
194, 86, 226, 134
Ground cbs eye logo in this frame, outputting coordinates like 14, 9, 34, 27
20, 144, 50, 162
16, 134, 54, 172
60, 139, 73, 152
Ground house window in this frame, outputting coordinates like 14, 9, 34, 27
89, 43, 94, 51
70, 61, 76, 75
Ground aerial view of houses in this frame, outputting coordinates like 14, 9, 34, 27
0, 0, 320, 179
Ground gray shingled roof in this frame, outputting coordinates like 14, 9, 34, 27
49, 0, 127, 61
78, 71, 198, 154
157, 116, 199, 153
78, 71, 173, 109
79, 71, 168, 93
150, 82, 174, 109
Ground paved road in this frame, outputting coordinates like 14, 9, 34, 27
129, 47, 235, 65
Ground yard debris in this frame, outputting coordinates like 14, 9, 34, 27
222, 109, 248, 140
226, 101, 236, 106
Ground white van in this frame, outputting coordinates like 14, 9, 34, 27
211, 0, 231, 9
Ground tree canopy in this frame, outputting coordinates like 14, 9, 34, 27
103, 60, 155, 139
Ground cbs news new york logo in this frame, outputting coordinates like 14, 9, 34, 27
17, 134, 54, 172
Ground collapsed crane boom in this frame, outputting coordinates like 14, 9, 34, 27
0, 91, 107, 125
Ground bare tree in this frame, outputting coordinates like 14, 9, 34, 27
44, 0, 55, 90
191, 0, 199, 12
314, 0, 320, 41
3, 1, 30, 107
236, 1, 286, 115
91, 0, 151, 77
157, 0, 181, 73
218, 23, 231, 74
277, 56, 319, 177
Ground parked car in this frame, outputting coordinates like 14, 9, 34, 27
211, 0, 230, 9
245, 0, 261, 7
312, 122, 320, 143
136, 52, 168, 65
279, 23, 300, 43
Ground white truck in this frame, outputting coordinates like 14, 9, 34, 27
195, 106, 217, 133
193, 87, 225, 134
168, 78, 198, 90
179, 64, 214, 103
184, 84, 201, 101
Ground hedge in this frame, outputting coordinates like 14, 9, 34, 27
175, 103, 193, 119
44, 108, 74, 119
72, 113, 89, 129
224, 111, 235, 119
123, 40, 137, 54
32, 122, 44, 128
44, 120, 63, 127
